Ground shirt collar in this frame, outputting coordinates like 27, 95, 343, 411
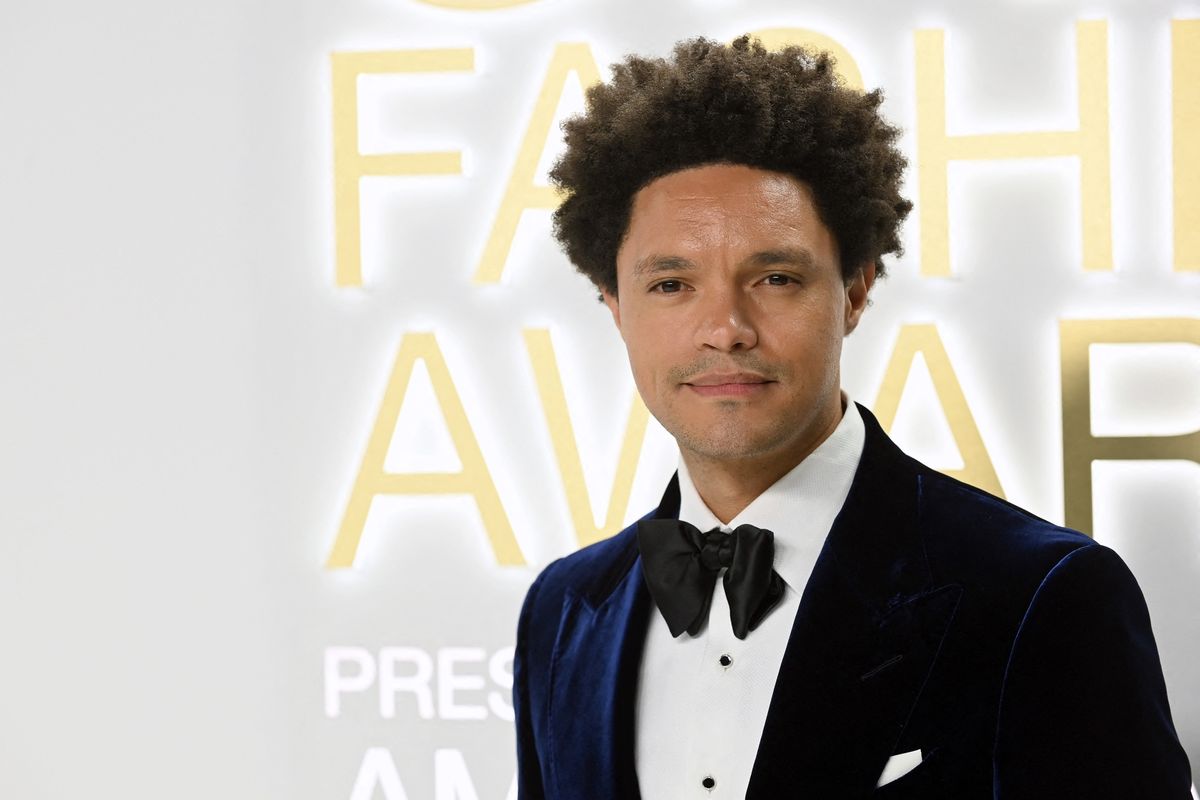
675, 394, 866, 592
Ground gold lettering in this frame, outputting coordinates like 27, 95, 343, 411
873, 324, 1004, 496
745, 28, 864, 90
331, 49, 475, 287
914, 21, 1111, 276
327, 332, 522, 568
524, 329, 650, 548
1059, 318, 1200, 535
1173, 19, 1200, 271
473, 44, 602, 284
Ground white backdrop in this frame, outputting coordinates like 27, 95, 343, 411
1, 0, 1198, 797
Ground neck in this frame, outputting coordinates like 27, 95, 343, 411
681, 401, 844, 524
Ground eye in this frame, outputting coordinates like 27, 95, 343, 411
763, 273, 796, 286
651, 279, 686, 294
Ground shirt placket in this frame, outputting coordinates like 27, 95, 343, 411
684, 566, 741, 797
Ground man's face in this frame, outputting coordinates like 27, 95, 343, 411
604, 163, 874, 470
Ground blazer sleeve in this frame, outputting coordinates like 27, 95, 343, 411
513, 566, 552, 800
993, 543, 1192, 798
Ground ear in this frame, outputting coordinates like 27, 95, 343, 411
844, 261, 876, 335
601, 287, 622, 330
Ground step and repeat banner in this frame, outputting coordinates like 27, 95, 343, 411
315, 2, 1200, 797
1, 0, 1196, 797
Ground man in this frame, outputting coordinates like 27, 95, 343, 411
512, 36, 1192, 798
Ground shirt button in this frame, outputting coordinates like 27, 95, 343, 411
719, 654, 732, 667
702, 776, 716, 790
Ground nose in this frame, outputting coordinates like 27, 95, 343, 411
693, 286, 758, 352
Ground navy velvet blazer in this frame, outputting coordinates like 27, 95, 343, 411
513, 405, 1192, 798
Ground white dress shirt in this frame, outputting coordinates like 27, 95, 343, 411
634, 398, 866, 799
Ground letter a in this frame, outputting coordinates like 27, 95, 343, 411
473, 43, 602, 284
349, 748, 409, 800
873, 324, 1003, 496
327, 332, 522, 567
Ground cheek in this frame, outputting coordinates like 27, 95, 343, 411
622, 324, 665, 386
767, 309, 845, 374
624, 308, 671, 356
622, 317, 692, 408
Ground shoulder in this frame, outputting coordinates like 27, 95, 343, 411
904, 464, 1161, 644
521, 523, 641, 618
514, 521, 644, 697
916, 469, 1099, 581
909, 470, 1156, 655
522, 473, 680, 615
854, 404, 1100, 585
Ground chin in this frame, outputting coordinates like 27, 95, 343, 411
673, 424, 786, 463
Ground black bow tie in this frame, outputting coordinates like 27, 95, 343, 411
636, 519, 785, 640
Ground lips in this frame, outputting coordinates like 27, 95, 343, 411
685, 372, 773, 397
687, 371, 769, 386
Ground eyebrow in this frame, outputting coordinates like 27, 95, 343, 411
632, 254, 696, 278
744, 247, 816, 270
631, 247, 816, 278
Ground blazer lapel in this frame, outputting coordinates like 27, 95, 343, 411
545, 478, 680, 799
747, 406, 962, 798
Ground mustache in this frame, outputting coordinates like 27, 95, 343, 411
668, 355, 784, 384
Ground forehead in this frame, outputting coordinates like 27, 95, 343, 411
618, 163, 837, 267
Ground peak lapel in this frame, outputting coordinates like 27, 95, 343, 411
747, 406, 962, 798
545, 477, 678, 799
547, 560, 650, 798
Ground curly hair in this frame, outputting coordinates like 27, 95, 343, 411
549, 35, 912, 295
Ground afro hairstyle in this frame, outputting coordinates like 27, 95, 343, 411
548, 34, 912, 295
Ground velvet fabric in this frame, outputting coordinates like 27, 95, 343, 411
512, 404, 1192, 798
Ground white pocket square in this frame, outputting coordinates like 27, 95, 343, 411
876, 749, 923, 787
